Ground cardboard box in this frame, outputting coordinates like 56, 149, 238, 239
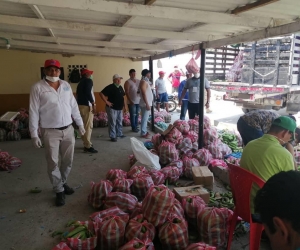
173, 185, 210, 204
192, 166, 214, 189
209, 165, 230, 185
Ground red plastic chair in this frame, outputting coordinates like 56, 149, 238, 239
226, 163, 265, 250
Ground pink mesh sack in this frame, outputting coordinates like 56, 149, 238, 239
87, 180, 113, 209
186, 57, 199, 74
112, 178, 133, 194
193, 149, 213, 166
170, 198, 185, 218
166, 160, 183, 176
151, 133, 163, 150
106, 169, 127, 182
130, 173, 154, 200
185, 131, 198, 143
177, 137, 193, 155
97, 215, 127, 249
119, 238, 155, 250
203, 127, 219, 146
125, 214, 156, 241
90, 206, 129, 224
123, 118, 131, 127
142, 185, 175, 227
130, 202, 143, 219
158, 214, 189, 250
148, 169, 165, 185
182, 195, 206, 227
158, 140, 179, 165
160, 166, 181, 184
197, 207, 233, 248
165, 127, 183, 145
173, 120, 190, 135
3, 156, 22, 171
127, 166, 148, 179
206, 141, 232, 159
188, 119, 199, 133
185, 243, 216, 250
104, 192, 138, 213
182, 156, 200, 179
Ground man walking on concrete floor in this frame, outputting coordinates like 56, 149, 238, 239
76, 68, 98, 153
29, 59, 86, 207
100, 74, 126, 142
124, 69, 140, 132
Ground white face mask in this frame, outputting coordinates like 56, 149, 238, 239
46, 76, 60, 82
194, 73, 200, 78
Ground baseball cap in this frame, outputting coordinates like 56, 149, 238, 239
141, 69, 150, 76
81, 69, 93, 75
113, 74, 123, 80
272, 116, 296, 139
159, 71, 165, 75
44, 59, 60, 68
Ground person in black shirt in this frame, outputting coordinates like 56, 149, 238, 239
100, 74, 126, 142
76, 68, 98, 153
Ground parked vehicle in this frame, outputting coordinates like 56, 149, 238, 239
208, 34, 300, 113
154, 94, 177, 112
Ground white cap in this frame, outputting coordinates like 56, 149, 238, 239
112, 74, 123, 80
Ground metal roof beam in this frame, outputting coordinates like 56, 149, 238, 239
0, 32, 175, 51
2, 0, 288, 28
0, 14, 227, 41
202, 19, 300, 49
5, 40, 147, 57
231, 0, 279, 15
28, 4, 58, 44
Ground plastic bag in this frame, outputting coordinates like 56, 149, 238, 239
131, 137, 161, 171
186, 57, 199, 74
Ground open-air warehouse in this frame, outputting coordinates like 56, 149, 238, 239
1, 0, 300, 249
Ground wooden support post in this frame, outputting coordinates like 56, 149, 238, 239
198, 46, 206, 149
149, 57, 155, 132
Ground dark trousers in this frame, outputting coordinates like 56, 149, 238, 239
128, 104, 140, 130
237, 117, 263, 146
188, 102, 200, 119
180, 100, 188, 120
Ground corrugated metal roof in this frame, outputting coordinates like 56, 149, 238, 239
0, 0, 299, 59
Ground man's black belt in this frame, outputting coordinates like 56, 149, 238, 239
54, 124, 71, 130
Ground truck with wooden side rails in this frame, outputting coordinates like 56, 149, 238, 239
206, 34, 300, 113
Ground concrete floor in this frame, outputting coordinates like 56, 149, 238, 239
0, 124, 271, 250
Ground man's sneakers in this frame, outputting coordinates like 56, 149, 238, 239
132, 128, 139, 132
111, 138, 117, 142
141, 132, 150, 139
206, 108, 212, 113
84, 147, 98, 153
56, 192, 65, 206
63, 183, 74, 195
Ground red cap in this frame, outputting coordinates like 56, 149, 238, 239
159, 71, 165, 75
44, 59, 60, 68
81, 69, 93, 75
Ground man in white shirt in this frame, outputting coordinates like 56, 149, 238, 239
124, 69, 140, 132
155, 71, 169, 112
29, 59, 85, 207
139, 69, 153, 139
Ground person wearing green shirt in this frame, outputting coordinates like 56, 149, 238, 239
240, 116, 297, 212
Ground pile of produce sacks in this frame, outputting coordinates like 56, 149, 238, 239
52, 166, 232, 250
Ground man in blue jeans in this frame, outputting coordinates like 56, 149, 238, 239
124, 69, 140, 132
155, 71, 168, 112
178, 72, 192, 120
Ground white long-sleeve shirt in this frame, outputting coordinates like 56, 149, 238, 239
29, 79, 83, 138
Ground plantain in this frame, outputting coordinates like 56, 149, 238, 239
66, 220, 78, 227
30, 187, 42, 193
51, 230, 63, 238
66, 225, 86, 238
